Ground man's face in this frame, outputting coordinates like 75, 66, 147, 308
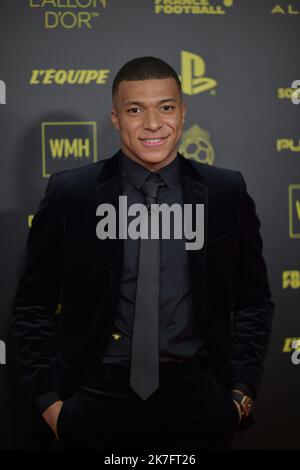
111, 78, 186, 170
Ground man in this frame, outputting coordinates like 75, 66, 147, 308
11, 57, 274, 450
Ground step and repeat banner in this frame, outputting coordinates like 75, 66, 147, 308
0, 0, 299, 450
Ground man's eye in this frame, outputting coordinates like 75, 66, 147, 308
161, 105, 174, 111
128, 108, 140, 114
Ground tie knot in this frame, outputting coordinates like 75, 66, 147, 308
141, 173, 166, 208
147, 172, 163, 184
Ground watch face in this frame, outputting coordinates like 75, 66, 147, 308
241, 396, 253, 417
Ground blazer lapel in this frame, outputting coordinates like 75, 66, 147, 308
180, 154, 208, 328
95, 152, 124, 309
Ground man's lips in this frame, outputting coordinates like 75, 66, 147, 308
139, 136, 169, 147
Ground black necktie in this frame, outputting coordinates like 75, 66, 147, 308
130, 172, 165, 400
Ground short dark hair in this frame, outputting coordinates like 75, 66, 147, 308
112, 56, 182, 98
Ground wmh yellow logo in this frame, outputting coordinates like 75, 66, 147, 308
180, 51, 217, 96
289, 185, 300, 238
42, 122, 97, 178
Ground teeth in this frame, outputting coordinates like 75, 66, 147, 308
143, 138, 162, 142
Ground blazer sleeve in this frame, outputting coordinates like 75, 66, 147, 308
11, 173, 63, 406
231, 172, 275, 398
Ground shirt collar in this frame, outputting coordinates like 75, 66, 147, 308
119, 149, 180, 190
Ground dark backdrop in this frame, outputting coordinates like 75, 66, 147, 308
0, 0, 299, 449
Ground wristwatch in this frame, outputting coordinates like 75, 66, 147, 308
231, 391, 254, 418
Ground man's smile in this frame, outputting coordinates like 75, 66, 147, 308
139, 135, 169, 147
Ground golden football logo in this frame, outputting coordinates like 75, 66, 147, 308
179, 125, 215, 165
223, 0, 233, 6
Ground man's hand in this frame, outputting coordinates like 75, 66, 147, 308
42, 400, 64, 439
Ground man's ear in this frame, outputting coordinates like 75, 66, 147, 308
111, 107, 120, 131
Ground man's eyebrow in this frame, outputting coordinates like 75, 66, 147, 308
124, 98, 177, 106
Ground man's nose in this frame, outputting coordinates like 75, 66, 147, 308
143, 110, 162, 131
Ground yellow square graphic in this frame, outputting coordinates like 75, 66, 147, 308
289, 184, 300, 238
42, 122, 98, 178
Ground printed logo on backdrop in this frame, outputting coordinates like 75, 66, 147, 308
277, 137, 300, 152
283, 337, 300, 353
30, 69, 110, 86
0, 340, 6, 365
282, 338, 300, 365
291, 80, 300, 104
282, 337, 300, 365
179, 125, 215, 165
271, 3, 300, 15
289, 185, 300, 238
278, 81, 300, 103
29, 0, 108, 29
154, 0, 234, 15
180, 51, 217, 96
42, 122, 97, 177
0, 80, 6, 104
282, 271, 300, 289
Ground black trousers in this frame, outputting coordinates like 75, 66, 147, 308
29, 356, 239, 451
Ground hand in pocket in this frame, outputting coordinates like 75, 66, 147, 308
42, 400, 64, 439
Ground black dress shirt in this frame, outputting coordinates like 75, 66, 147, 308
100, 150, 206, 364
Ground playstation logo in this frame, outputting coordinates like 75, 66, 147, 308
179, 51, 217, 96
